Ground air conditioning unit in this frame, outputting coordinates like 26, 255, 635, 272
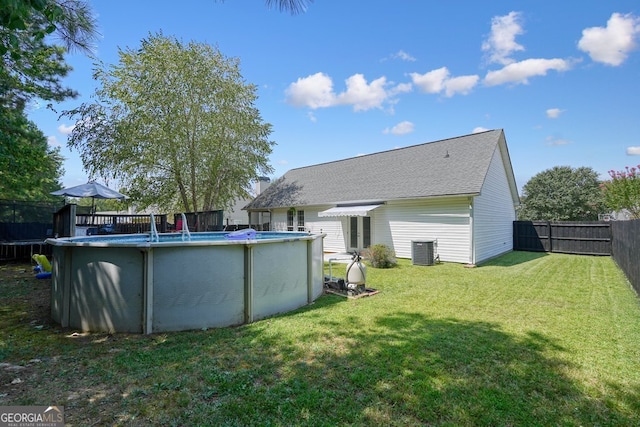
412, 240, 435, 266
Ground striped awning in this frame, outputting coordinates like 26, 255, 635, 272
318, 205, 381, 217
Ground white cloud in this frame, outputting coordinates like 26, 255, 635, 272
578, 13, 640, 66
410, 67, 479, 97
473, 127, 489, 133
381, 50, 417, 62
389, 82, 412, 96
286, 73, 398, 112
393, 50, 416, 62
278, 159, 289, 166
336, 74, 388, 111
482, 11, 525, 65
47, 135, 61, 147
484, 58, 572, 86
58, 123, 75, 134
383, 121, 414, 135
28, 100, 43, 111
546, 108, 564, 119
545, 136, 571, 146
480, 12, 575, 87
285, 72, 336, 108
627, 146, 640, 155
306, 111, 317, 123
410, 67, 448, 93
444, 75, 480, 97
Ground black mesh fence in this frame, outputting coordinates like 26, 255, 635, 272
0, 199, 63, 223
0, 200, 63, 242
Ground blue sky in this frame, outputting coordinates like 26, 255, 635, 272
28, 1, 640, 192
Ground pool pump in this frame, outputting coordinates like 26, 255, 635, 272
345, 251, 367, 295
324, 251, 378, 299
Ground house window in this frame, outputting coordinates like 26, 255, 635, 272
287, 209, 294, 231
287, 209, 305, 231
363, 216, 371, 247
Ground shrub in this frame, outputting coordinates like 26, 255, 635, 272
363, 244, 397, 268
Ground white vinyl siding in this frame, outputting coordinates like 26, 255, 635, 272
305, 207, 347, 253
315, 218, 347, 253
374, 198, 472, 263
272, 207, 348, 253
473, 147, 516, 263
298, 198, 471, 262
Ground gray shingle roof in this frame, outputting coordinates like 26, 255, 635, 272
246, 129, 513, 210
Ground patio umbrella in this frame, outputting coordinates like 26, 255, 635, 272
51, 182, 128, 224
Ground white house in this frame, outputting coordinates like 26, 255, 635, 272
220, 177, 271, 227
245, 129, 520, 264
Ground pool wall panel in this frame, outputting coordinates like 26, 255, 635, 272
251, 240, 308, 321
151, 245, 245, 331
311, 236, 325, 300
50, 246, 66, 325
69, 247, 144, 333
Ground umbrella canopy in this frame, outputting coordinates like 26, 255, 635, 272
51, 182, 129, 226
51, 182, 128, 200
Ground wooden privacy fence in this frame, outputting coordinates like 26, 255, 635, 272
610, 219, 640, 297
513, 221, 612, 256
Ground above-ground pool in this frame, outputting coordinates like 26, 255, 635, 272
46, 230, 325, 333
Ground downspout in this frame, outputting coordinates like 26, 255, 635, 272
469, 197, 475, 265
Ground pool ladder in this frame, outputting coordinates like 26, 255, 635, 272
149, 214, 160, 242
179, 213, 191, 241
149, 213, 192, 242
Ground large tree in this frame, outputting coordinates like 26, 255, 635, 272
0, 107, 64, 200
601, 166, 640, 219
1, 0, 97, 200
1, 0, 97, 109
0, 0, 97, 56
518, 166, 605, 221
64, 33, 274, 214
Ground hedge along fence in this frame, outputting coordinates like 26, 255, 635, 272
611, 219, 640, 296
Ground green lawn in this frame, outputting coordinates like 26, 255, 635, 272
1, 251, 640, 426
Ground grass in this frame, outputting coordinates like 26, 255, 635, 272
1, 251, 640, 426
